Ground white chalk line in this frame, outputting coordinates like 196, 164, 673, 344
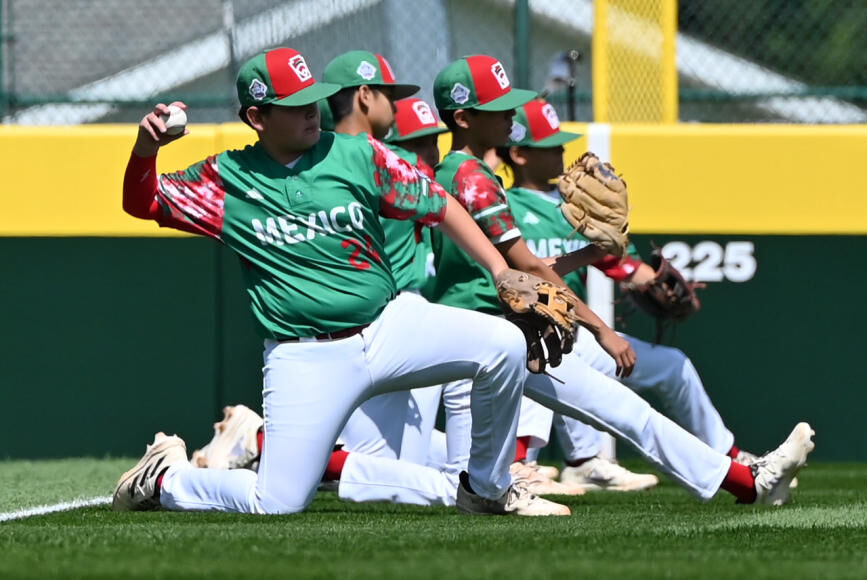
0, 496, 111, 523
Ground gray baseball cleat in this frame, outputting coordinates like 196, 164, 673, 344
190, 405, 263, 470
113, 432, 188, 511
751, 422, 814, 506
456, 471, 571, 516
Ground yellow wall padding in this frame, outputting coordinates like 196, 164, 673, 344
0, 122, 864, 236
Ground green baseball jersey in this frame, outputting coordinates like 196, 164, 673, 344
428, 152, 520, 314
381, 144, 434, 292
154, 132, 446, 339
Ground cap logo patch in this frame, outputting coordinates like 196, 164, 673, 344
509, 121, 527, 142
450, 83, 470, 104
542, 103, 560, 129
288, 55, 312, 82
490, 61, 510, 89
356, 60, 377, 81
412, 101, 436, 125
249, 79, 268, 101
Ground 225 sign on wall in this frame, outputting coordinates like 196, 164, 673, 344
661, 241, 757, 283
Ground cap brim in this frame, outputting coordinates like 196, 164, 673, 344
475, 88, 538, 112
526, 130, 583, 147
273, 82, 342, 107
391, 84, 421, 99
386, 125, 449, 143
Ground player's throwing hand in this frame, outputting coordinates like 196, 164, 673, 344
134, 101, 189, 157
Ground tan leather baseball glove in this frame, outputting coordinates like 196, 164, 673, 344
494, 269, 584, 374
558, 151, 630, 257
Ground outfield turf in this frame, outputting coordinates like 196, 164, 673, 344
1, 459, 865, 579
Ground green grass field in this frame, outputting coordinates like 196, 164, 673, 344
1, 459, 865, 579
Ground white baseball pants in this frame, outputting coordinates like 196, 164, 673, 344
159, 293, 527, 513
339, 294, 446, 465
554, 330, 735, 463
338, 385, 443, 462
516, 396, 554, 448
342, 343, 732, 505
523, 346, 731, 500
338, 378, 471, 506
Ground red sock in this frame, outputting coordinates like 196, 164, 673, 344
728, 444, 740, 459
256, 427, 264, 454
514, 436, 531, 463
325, 450, 349, 481
720, 460, 757, 503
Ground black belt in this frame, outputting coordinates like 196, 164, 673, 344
278, 323, 370, 343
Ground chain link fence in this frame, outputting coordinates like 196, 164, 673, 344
0, 0, 863, 124
678, 0, 866, 123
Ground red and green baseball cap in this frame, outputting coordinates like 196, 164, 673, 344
236, 48, 340, 107
384, 98, 448, 143
433, 55, 537, 112
323, 50, 419, 99
507, 100, 582, 147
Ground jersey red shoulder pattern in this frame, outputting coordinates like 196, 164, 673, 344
156, 155, 226, 240
452, 157, 517, 242
368, 135, 446, 227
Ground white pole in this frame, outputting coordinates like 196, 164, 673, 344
585, 123, 617, 460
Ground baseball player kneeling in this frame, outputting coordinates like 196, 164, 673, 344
113, 48, 575, 517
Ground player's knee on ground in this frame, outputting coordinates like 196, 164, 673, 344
255, 486, 317, 515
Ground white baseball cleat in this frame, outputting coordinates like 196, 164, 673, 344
736, 448, 798, 489
528, 461, 560, 481
190, 405, 263, 470
735, 449, 758, 465
559, 456, 659, 492
751, 422, 814, 506
510, 461, 585, 496
112, 432, 188, 511
456, 471, 571, 516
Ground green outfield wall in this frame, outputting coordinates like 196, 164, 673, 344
1, 123, 865, 459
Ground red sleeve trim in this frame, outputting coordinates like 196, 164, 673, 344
122, 151, 161, 220
369, 135, 447, 226
593, 254, 642, 281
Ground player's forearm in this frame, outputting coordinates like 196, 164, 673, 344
133, 137, 161, 158
544, 245, 606, 276
531, 263, 608, 336
531, 263, 607, 335
436, 195, 509, 277
122, 151, 160, 219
